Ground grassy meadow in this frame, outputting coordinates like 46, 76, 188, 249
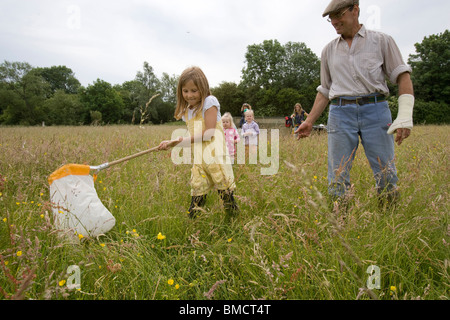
0, 124, 448, 300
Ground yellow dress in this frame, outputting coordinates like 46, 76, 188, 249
185, 108, 236, 196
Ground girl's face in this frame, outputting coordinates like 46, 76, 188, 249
245, 113, 254, 123
182, 80, 201, 108
222, 118, 231, 129
295, 105, 301, 112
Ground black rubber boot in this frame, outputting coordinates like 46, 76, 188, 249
218, 189, 239, 216
187, 195, 207, 219
377, 188, 400, 211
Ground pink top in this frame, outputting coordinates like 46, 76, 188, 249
224, 128, 240, 157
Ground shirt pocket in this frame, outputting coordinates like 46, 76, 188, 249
359, 52, 383, 80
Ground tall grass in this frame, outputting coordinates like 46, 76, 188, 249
0, 124, 448, 300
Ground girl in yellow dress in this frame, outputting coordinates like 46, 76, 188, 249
158, 66, 238, 218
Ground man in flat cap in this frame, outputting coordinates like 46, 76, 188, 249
296, 0, 414, 208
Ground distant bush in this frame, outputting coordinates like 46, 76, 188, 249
389, 96, 450, 124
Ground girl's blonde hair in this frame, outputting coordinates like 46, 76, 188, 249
222, 112, 237, 130
293, 103, 303, 115
174, 66, 211, 120
222, 112, 234, 123
244, 109, 254, 117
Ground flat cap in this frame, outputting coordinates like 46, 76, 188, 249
322, 0, 359, 17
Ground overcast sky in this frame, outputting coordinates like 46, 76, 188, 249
1, 0, 449, 88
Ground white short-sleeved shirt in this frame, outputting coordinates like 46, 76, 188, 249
182, 96, 222, 122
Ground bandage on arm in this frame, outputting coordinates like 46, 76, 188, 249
387, 94, 414, 135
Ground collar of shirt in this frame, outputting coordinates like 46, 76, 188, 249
336, 24, 366, 48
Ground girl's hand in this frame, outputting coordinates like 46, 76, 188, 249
158, 137, 183, 150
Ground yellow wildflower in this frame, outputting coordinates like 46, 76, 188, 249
16, 251, 22, 257
78, 234, 84, 240
168, 279, 174, 285
157, 232, 166, 240
175, 284, 180, 290
59, 280, 66, 287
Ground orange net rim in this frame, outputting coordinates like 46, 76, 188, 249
48, 164, 91, 185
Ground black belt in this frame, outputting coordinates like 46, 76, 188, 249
331, 95, 386, 106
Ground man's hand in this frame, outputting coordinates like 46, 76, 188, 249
294, 92, 328, 140
295, 121, 313, 139
389, 73, 415, 146
387, 93, 414, 145
394, 128, 411, 146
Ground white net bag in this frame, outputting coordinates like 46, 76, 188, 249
49, 164, 115, 238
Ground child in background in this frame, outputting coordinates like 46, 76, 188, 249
222, 112, 240, 163
242, 109, 259, 155
158, 66, 238, 218
239, 103, 252, 128
291, 103, 308, 137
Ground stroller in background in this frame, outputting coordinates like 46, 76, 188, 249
285, 116, 293, 134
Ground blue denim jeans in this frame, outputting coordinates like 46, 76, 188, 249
327, 100, 398, 198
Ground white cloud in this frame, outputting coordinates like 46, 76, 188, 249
1, 0, 449, 87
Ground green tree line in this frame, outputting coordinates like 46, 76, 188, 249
1, 30, 448, 126
0, 62, 177, 126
